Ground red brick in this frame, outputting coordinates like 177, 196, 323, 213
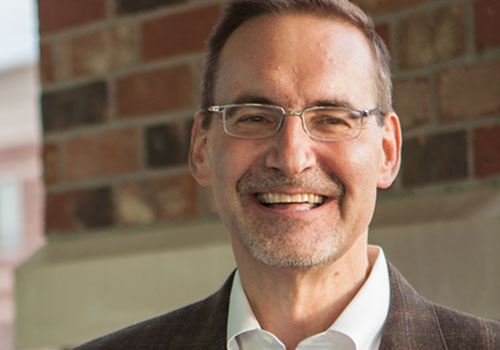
43, 143, 59, 185
117, 65, 194, 117
46, 187, 114, 233
38, 0, 106, 34
60, 24, 136, 79
475, 0, 500, 51
46, 192, 79, 232
115, 173, 198, 226
393, 77, 431, 130
115, 0, 186, 14
375, 23, 390, 53
438, 61, 500, 123
398, 4, 466, 69
352, 0, 427, 14
142, 5, 221, 61
39, 43, 55, 84
474, 126, 500, 178
62, 128, 141, 182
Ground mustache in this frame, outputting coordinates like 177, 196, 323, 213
237, 168, 345, 199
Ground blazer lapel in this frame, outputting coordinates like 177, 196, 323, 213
379, 263, 447, 350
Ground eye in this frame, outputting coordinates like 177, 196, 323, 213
238, 114, 268, 123
234, 112, 278, 125
311, 114, 349, 126
321, 117, 344, 125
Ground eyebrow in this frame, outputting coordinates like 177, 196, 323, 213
232, 94, 277, 105
231, 94, 357, 110
311, 99, 356, 110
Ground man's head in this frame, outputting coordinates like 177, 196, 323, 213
200, 0, 393, 127
189, 0, 401, 269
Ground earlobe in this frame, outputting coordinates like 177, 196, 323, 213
377, 112, 402, 189
189, 112, 212, 186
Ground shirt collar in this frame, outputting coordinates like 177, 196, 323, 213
226, 246, 390, 349
330, 246, 390, 349
227, 270, 261, 347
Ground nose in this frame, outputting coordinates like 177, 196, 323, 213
265, 114, 317, 176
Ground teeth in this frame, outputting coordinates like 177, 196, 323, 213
257, 193, 325, 204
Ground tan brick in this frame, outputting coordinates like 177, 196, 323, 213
40, 43, 55, 85
352, 0, 426, 14
438, 61, 500, 123
474, 126, 500, 178
38, 0, 106, 33
43, 143, 59, 186
393, 77, 431, 129
398, 4, 466, 69
142, 4, 221, 61
115, 174, 198, 226
60, 24, 136, 79
62, 128, 141, 182
475, 0, 500, 51
117, 65, 195, 117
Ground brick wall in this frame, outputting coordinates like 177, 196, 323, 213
38, 0, 500, 237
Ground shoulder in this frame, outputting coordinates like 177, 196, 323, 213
432, 303, 500, 349
383, 262, 500, 349
74, 272, 234, 350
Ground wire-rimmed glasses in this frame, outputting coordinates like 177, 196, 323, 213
207, 103, 382, 142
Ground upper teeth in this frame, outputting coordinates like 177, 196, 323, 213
257, 193, 324, 204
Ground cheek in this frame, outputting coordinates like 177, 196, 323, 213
330, 140, 382, 190
209, 137, 261, 188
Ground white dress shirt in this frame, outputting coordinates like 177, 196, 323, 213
227, 247, 390, 350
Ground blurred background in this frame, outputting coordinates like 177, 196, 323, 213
0, 0, 44, 349
1, 0, 499, 349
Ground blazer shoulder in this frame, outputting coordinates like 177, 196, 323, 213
382, 262, 500, 350
433, 303, 500, 350
74, 272, 234, 350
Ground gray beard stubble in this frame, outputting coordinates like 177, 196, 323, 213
234, 167, 346, 269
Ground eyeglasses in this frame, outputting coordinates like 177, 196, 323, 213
207, 103, 382, 142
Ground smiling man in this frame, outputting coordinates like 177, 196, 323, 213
75, 1, 500, 349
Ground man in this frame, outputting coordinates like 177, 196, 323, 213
76, 0, 500, 349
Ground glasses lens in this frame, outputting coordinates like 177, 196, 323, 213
304, 107, 362, 141
223, 105, 282, 138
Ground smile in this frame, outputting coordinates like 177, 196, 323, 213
255, 192, 326, 210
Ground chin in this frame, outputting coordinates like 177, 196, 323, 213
241, 228, 344, 269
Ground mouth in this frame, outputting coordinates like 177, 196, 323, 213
255, 192, 327, 211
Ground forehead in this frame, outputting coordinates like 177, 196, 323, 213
215, 14, 377, 108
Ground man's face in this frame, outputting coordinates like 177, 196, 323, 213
190, 14, 400, 268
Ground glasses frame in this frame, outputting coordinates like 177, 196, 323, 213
207, 103, 382, 142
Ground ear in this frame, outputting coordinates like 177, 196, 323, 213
377, 112, 402, 189
189, 111, 212, 186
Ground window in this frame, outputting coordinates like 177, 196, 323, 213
0, 177, 23, 252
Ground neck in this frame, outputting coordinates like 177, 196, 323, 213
234, 232, 377, 350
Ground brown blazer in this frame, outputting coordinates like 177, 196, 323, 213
75, 263, 500, 349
